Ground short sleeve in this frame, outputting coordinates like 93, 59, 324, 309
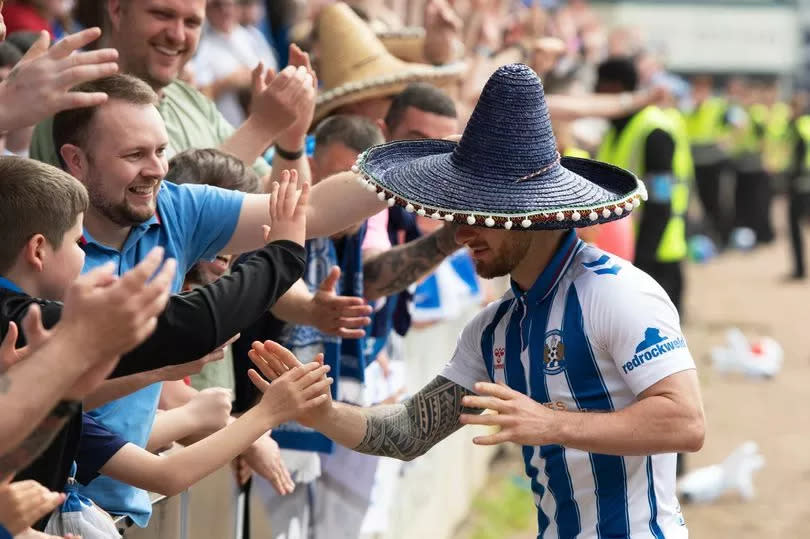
440, 312, 492, 392
362, 210, 392, 252
584, 269, 696, 396
75, 414, 128, 486
168, 182, 245, 263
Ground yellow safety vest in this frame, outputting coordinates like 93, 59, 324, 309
763, 102, 792, 174
664, 107, 696, 182
563, 147, 590, 159
686, 97, 728, 145
597, 106, 690, 262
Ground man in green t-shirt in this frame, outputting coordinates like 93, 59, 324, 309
31, 0, 314, 187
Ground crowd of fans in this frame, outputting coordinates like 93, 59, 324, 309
0, 0, 804, 538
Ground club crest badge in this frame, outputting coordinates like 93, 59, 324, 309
493, 346, 505, 369
543, 330, 566, 375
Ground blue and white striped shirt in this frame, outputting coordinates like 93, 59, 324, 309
442, 230, 693, 539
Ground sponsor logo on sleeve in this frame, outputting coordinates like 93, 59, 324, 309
623, 327, 686, 374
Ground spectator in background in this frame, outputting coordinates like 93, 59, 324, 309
2, 0, 75, 40
380, 83, 485, 328
312, 2, 464, 126
239, 0, 272, 49
30, 0, 315, 186
195, 0, 278, 127
2, 0, 57, 38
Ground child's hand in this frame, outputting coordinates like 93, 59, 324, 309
0, 479, 64, 535
249, 360, 332, 426
267, 169, 309, 247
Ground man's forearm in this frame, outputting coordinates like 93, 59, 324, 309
552, 396, 705, 456
363, 225, 460, 301
271, 133, 312, 187
314, 376, 476, 461
547, 90, 654, 121
270, 279, 314, 326
83, 370, 161, 411
0, 332, 88, 456
220, 117, 279, 166
306, 171, 387, 239
146, 406, 202, 453
0, 407, 72, 480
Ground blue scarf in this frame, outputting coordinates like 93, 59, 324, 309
271, 224, 367, 453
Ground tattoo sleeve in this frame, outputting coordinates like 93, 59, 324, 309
354, 375, 482, 461
363, 225, 459, 301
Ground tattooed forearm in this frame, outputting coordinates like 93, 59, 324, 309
363, 225, 459, 301
353, 376, 482, 461
0, 410, 68, 480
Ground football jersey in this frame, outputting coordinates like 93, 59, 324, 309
442, 230, 694, 539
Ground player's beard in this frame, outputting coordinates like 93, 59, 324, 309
472, 233, 533, 279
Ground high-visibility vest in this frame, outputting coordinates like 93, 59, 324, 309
763, 102, 793, 174
686, 97, 728, 145
563, 147, 590, 159
597, 106, 690, 262
664, 107, 696, 183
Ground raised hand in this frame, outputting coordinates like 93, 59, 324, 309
0, 479, 64, 535
275, 44, 318, 151
248, 341, 333, 428
248, 61, 315, 144
311, 267, 372, 339
0, 27, 119, 131
240, 435, 295, 495
0, 304, 54, 370
424, 0, 463, 64
268, 169, 309, 246
151, 334, 239, 383
59, 247, 176, 364
183, 387, 233, 435
249, 357, 332, 426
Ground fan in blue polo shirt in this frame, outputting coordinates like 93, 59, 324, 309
47, 73, 391, 526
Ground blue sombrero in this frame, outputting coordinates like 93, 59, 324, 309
353, 63, 647, 230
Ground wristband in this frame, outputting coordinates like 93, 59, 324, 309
274, 144, 304, 161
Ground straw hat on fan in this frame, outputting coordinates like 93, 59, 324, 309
313, 2, 465, 124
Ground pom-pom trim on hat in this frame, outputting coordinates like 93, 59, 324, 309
354, 154, 646, 230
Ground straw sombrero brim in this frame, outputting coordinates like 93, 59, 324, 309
314, 61, 465, 124
378, 27, 427, 63
355, 139, 647, 230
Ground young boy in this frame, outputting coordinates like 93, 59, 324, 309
0, 156, 325, 528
